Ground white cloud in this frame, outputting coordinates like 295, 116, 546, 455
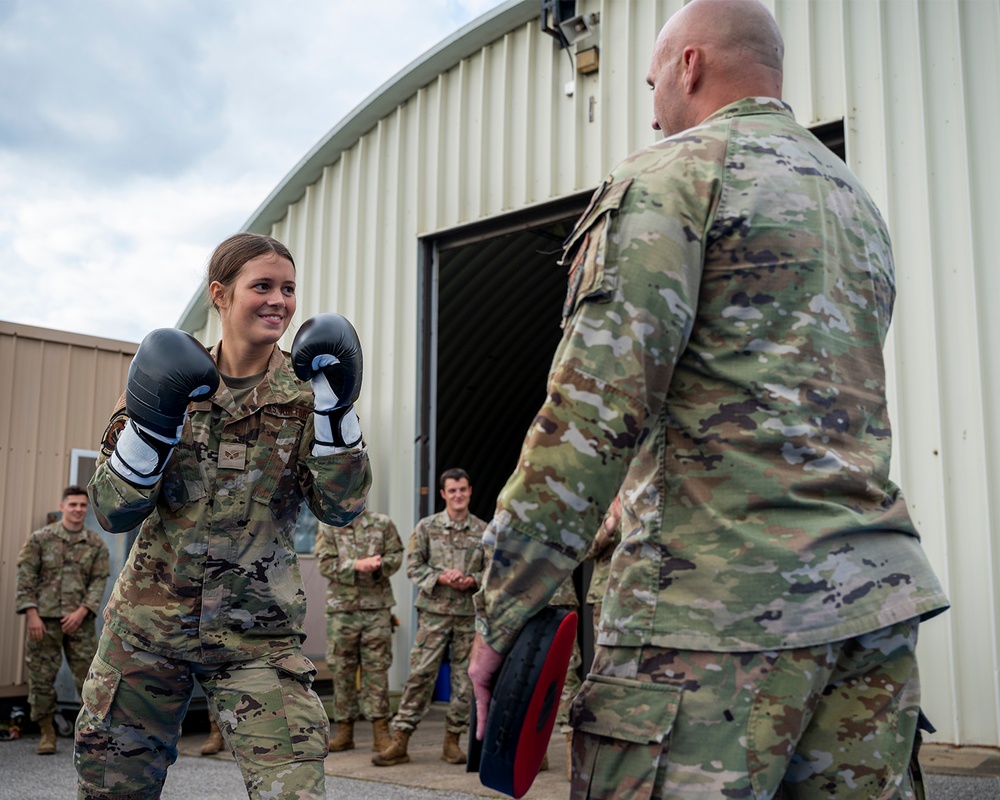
0, 0, 506, 342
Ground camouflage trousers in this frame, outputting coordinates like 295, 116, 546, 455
326, 608, 393, 722
75, 628, 329, 800
392, 611, 474, 735
570, 618, 922, 800
25, 617, 97, 720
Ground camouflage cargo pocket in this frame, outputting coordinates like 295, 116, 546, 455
264, 650, 329, 760
267, 650, 318, 686
80, 653, 122, 724
571, 673, 679, 800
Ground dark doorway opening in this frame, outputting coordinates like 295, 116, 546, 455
418, 193, 591, 522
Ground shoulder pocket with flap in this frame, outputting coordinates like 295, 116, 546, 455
560, 177, 634, 323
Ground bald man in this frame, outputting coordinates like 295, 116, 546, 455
469, 1, 948, 798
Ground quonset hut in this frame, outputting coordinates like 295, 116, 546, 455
177, 0, 1000, 749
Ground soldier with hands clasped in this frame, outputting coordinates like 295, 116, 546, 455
15, 486, 109, 755
315, 508, 403, 754
373, 468, 487, 767
75, 232, 371, 800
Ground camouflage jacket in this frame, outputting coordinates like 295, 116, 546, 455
407, 511, 487, 617
15, 523, 110, 619
89, 344, 371, 663
480, 98, 949, 655
315, 510, 403, 612
548, 573, 579, 608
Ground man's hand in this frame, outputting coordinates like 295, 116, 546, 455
468, 633, 505, 741
588, 494, 622, 559
25, 608, 45, 642
438, 568, 464, 587
604, 495, 622, 537
355, 555, 383, 574
60, 607, 88, 635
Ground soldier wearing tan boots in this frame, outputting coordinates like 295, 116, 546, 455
15, 486, 110, 755
373, 468, 487, 767
200, 716, 225, 756
315, 508, 403, 754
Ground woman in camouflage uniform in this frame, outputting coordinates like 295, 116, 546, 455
75, 233, 371, 800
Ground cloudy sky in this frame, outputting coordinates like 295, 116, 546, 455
0, 0, 504, 343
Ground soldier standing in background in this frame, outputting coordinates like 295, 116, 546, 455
373, 468, 486, 767
470, 1, 948, 797
315, 508, 403, 754
15, 486, 110, 755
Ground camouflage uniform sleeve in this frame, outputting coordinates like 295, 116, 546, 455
314, 523, 356, 586
299, 415, 372, 527
548, 572, 580, 608
470, 539, 486, 587
481, 148, 720, 654
14, 534, 41, 614
405, 521, 439, 595
380, 519, 404, 578
82, 534, 111, 616
89, 399, 161, 533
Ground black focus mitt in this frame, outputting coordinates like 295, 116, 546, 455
468, 606, 579, 798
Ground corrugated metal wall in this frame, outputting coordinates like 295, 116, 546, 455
184, 0, 999, 746
0, 322, 136, 695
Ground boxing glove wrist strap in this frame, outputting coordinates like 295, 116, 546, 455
313, 406, 363, 451
109, 419, 178, 487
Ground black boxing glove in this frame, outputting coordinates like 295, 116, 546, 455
110, 329, 219, 487
291, 313, 364, 451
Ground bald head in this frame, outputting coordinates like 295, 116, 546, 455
646, 0, 784, 134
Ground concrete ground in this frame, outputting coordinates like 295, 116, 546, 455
0, 703, 997, 799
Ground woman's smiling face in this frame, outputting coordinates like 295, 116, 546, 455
212, 251, 296, 350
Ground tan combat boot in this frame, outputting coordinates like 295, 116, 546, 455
372, 728, 411, 766
329, 721, 355, 752
37, 714, 56, 755
441, 730, 466, 764
371, 717, 392, 753
200, 717, 225, 756
566, 731, 573, 781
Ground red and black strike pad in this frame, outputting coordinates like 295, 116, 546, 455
467, 607, 579, 799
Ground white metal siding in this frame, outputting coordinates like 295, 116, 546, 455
186, 0, 999, 746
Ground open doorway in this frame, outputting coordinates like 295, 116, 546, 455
418, 193, 592, 522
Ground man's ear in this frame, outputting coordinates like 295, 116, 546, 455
682, 45, 702, 94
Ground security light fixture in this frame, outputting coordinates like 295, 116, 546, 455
541, 0, 576, 48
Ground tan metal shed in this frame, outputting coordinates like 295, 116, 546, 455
175, 0, 1000, 748
0, 322, 136, 698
